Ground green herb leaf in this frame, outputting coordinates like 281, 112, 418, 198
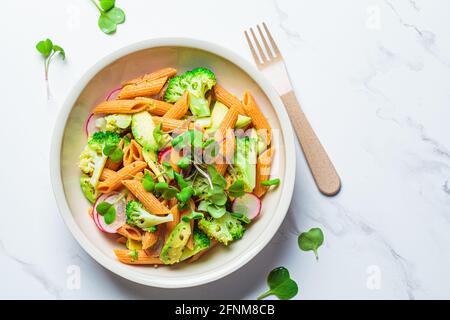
181, 211, 204, 223
105, 7, 125, 24
176, 186, 194, 204
231, 212, 251, 224
174, 172, 189, 189
206, 203, 226, 219
298, 228, 324, 260
103, 205, 116, 224
96, 201, 112, 216
103, 143, 116, 156
261, 178, 280, 187
162, 186, 178, 200
52, 45, 65, 60
228, 180, 245, 198
178, 156, 191, 170
257, 267, 298, 300
142, 173, 155, 192
153, 123, 163, 148
36, 39, 53, 57
99, 0, 115, 11
162, 162, 175, 179
155, 182, 169, 193
98, 14, 117, 34
207, 165, 226, 189
208, 188, 227, 206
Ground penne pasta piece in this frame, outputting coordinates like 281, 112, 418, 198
123, 67, 177, 86
114, 249, 164, 265
215, 128, 236, 176
121, 179, 171, 215
117, 224, 142, 241
152, 116, 195, 132
129, 139, 144, 162
165, 205, 181, 241
142, 230, 159, 250
126, 191, 137, 202
242, 91, 272, 145
213, 84, 247, 115
253, 147, 274, 198
163, 92, 189, 119
118, 77, 168, 99
92, 100, 148, 114
97, 161, 147, 193
88, 207, 93, 219
136, 97, 173, 116
117, 236, 127, 245
100, 168, 117, 182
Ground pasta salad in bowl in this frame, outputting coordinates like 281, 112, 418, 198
52, 39, 295, 287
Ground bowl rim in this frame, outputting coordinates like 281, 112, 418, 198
50, 37, 296, 288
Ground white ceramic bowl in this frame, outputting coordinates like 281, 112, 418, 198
50, 38, 295, 288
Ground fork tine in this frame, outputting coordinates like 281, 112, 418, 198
262, 22, 280, 56
257, 25, 274, 60
244, 30, 262, 67
250, 27, 268, 63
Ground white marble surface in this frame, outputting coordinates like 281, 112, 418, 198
1, 0, 449, 299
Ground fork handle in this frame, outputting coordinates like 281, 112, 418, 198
281, 91, 341, 196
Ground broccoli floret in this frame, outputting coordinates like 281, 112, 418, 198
126, 200, 173, 230
96, 114, 132, 133
198, 213, 245, 246
79, 131, 121, 188
164, 68, 216, 117
180, 228, 211, 261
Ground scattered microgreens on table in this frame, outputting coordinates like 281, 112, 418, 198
257, 267, 299, 300
298, 227, 324, 260
35, 38, 65, 97
90, 0, 126, 34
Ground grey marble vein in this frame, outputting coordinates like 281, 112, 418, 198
273, 0, 303, 43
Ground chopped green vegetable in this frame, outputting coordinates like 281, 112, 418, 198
298, 228, 324, 260
176, 186, 194, 206
178, 156, 191, 169
234, 131, 257, 192
180, 228, 211, 261
198, 213, 245, 245
142, 172, 155, 192
95, 114, 131, 133
261, 178, 280, 187
257, 267, 299, 300
80, 174, 98, 203
160, 220, 192, 264
128, 249, 138, 262
181, 211, 204, 223
146, 225, 157, 233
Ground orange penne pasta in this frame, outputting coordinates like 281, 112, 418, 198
254, 147, 274, 198
135, 97, 173, 115
163, 92, 189, 119
142, 230, 159, 250
123, 139, 144, 166
123, 67, 177, 86
117, 224, 142, 241
92, 99, 148, 114
215, 128, 236, 176
242, 91, 272, 145
117, 236, 127, 244
97, 161, 147, 193
99, 168, 117, 182
118, 77, 168, 99
152, 117, 195, 132
213, 84, 247, 115
114, 249, 164, 265
121, 179, 171, 214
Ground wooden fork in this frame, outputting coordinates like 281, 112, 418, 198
244, 23, 341, 196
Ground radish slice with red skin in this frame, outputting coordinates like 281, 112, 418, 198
105, 86, 121, 101
231, 193, 262, 220
158, 146, 173, 164
84, 113, 102, 138
93, 192, 127, 233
